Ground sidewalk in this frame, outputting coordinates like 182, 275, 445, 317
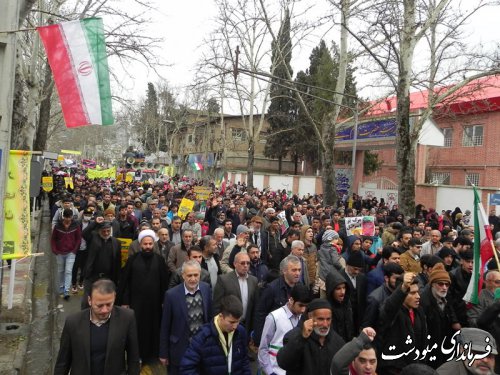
0, 209, 41, 374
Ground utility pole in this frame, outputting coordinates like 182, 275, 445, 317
0, 0, 21, 309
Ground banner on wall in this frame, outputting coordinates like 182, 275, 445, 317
3, 150, 32, 260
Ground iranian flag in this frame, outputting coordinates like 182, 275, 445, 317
37, 18, 113, 128
192, 162, 203, 171
464, 187, 494, 304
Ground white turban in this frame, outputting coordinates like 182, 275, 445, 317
138, 229, 156, 243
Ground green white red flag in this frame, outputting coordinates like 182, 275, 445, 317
37, 18, 113, 128
463, 187, 493, 304
192, 162, 203, 171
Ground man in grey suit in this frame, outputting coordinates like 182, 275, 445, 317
54, 279, 140, 375
213, 251, 259, 332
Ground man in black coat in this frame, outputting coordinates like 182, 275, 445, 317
419, 262, 460, 368
253, 255, 302, 345
449, 249, 473, 327
82, 218, 122, 309
361, 263, 404, 330
277, 298, 345, 375
54, 279, 140, 375
340, 251, 367, 334
377, 272, 428, 375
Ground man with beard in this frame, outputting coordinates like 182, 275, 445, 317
400, 238, 423, 274
113, 205, 136, 239
54, 279, 140, 375
265, 217, 282, 268
167, 229, 194, 273
247, 243, 269, 285
82, 218, 122, 309
277, 298, 345, 375
168, 216, 183, 246
449, 249, 474, 327
118, 229, 169, 365
325, 269, 354, 342
420, 262, 460, 367
157, 227, 174, 263
437, 328, 498, 375
362, 263, 404, 330
378, 273, 427, 374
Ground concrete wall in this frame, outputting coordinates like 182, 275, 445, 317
228, 171, 322, 196
358, 187, 399, 209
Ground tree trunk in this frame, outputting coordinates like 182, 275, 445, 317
396, 0, 417, 217
247, 137, 255, 190
11, 64, 27, 149
396, 91, 416, 216
322, 124, 337, 206
33, 61, 53, 152
322, 0, 349, 207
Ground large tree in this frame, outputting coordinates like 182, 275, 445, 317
259, 0, 354, 204
341, 0, 500, 216
264, 8, 295, 174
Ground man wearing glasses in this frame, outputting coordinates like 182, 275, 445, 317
213, 251, 259, 333
420, 262, 460, 367
400, 238, 423, 273
468, 270, 500, 327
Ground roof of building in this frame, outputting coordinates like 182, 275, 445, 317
365, 75, 500, 117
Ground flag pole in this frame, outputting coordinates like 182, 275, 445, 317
473, 182, 500, 271
490, 238, 500, 271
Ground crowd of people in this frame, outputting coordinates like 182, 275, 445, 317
47, 167, 500, 375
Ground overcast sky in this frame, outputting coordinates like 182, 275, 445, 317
115, 0, 499, 108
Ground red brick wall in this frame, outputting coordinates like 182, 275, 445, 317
427, 111, 500, 188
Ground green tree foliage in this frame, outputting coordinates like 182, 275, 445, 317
293, 41, 357, 172
363, 151, 383, 176
135, 82, 163, 153
264, 9, 295, 174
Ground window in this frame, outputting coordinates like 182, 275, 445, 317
430, 172, 450, 185
465, 173, 480, 187
462, 125, 483, 147
443, 128, 453, 147
186, 134, 194, 144
231, 128, 247, 141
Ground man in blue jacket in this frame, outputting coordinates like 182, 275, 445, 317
159, 260, 212, 375
180, 295, 251, 375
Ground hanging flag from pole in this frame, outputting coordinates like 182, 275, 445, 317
464, 187, 494, 305
37, 18, 113, 128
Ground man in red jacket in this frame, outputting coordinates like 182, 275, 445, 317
51, 208, 82, 300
